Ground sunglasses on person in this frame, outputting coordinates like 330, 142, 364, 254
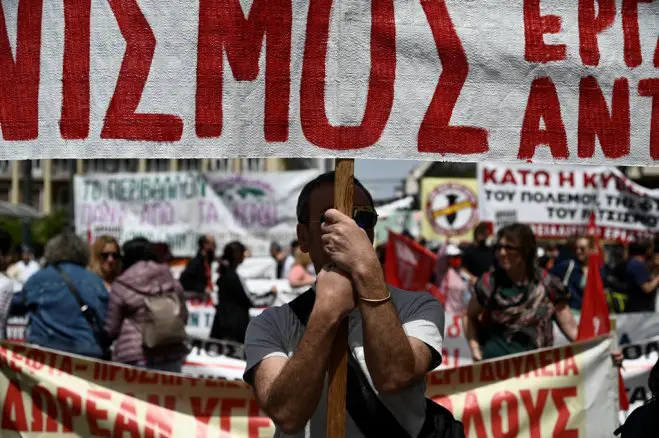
100, 251, 120, 261
307, 206, 379, 229
494, 244, 520, 253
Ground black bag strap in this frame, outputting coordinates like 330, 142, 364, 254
288, 290, 411, 438
54, 264, 106, 348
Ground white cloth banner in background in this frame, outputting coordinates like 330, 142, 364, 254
74, 170, 319, 257
478, 163, 659, 241
0, 1, 656, 165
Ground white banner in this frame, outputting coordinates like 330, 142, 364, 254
478, 163, 659, 241
74, 170, 319, 257
0, 1, 657, 165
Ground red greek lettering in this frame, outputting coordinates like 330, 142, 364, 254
491, 391, 519, 437
524, 0, 566, 62
0, 0, 42, 140
191, 397, 219, 438
30, 386, 58, 432
519, 77, 568, 160
101, 0, 183, 141
578, 76, 630, 158
462, 392, 486, 438
2, 380, 27, 431
113, 397, 140, 438
56, 387, 82, 433
145, 395, 175, 438
86, 390, 112, 437
639, 79, 659, 159
521, 389, 549, 438
248, 400, 272, 437
417, 0, 488, 155
196, 0, 291, 141
552, 387, 578, 437
622, 0, 651, 68
300, 0, 395, 150
578, 0, 616, 66
60, 0, 91, 139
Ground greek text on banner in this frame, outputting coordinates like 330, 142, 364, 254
0, 1, 657, 164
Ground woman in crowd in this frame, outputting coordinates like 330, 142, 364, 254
463, 223, 578, 361
90, 235, 121, 290
10, 232, 109, 359
287, 247, 316, 289
210, 241, 275, 343
435, 243, 470, 314
105, 237, 188, 372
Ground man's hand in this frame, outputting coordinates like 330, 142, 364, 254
314, 264, 356, 322
320, 209, 378, 275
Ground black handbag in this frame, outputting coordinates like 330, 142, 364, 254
55, 264, 112, 360
288, 290, 465, 438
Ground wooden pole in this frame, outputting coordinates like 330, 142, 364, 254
326, 158, 354, 438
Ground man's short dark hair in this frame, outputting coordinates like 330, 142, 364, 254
0, 228, 12, 256
296, 171, 374, 223
198, 235, 208, 249
629, 241, 651, 257
474, 222, 490, 238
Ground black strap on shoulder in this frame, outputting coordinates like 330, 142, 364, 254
55, 264, 106, 348
287, 290, 410, 438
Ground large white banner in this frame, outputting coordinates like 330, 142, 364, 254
74, 170, 319, 257
0, 1, 657, 164
478, 163, 659, 241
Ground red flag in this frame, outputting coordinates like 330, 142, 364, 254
384, 231, 436, 292
578, 212, 629, 409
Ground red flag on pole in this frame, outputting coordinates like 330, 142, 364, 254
384, 231, 436, 292
578, 212, 629, 410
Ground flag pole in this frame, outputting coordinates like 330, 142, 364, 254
326, 158, 354, 437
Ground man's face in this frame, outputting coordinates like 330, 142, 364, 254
204, 237, 216, 257
575, 238, 591, 264
297, 183, 375, 273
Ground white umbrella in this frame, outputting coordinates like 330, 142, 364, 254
0, 201, 42, 219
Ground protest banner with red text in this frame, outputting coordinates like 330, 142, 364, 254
478, 163, 659, 240
0, 342, 275, 437
0, 1, 656, 164
426, 336, 617, 438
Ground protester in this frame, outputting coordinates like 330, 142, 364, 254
615, 359, 659, 436
10, 232, 108, 359
244, 171, 446, 436
282, 239, 300, 279
0, 228, 19, 339
271, 241, 287, 279
105, 238, 189, 372
538, 241, 560, 270
179, 234, 216, 296
89, 235, 121, 290
551, 236, 596, 310
210, 241, 276, 343
287, 248, 316, 289
462, 222, 494, 282
463, 223, 578, 361
435, 243, 470, 314
7, 244, 41, 285
624, 241, 659, 313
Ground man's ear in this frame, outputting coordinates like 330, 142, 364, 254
297, 224, 309, 253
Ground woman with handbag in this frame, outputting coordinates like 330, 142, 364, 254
9, 232, 109, 359
105, 237, 189, 372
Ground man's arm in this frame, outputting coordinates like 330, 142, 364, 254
253, 307, 339, 434
249, 267, 355, 434
641, 275, 659, 294
353, 264, 434, 394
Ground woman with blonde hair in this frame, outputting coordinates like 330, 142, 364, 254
90, 236, 121, 290
287, 247, 316, 288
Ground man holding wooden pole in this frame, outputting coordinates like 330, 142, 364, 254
243, 170, 446, 437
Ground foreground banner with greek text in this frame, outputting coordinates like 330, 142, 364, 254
0, 1, 657, 165
0, 337, 615, 436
